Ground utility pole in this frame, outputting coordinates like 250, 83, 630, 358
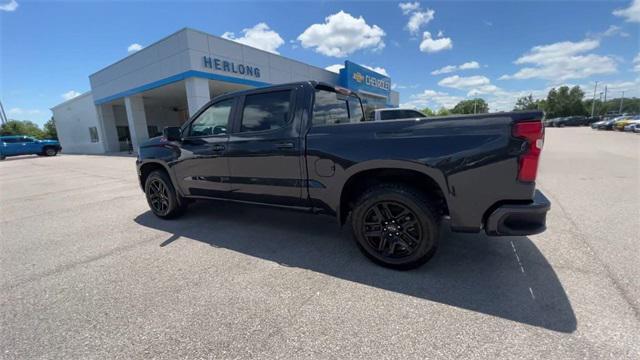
0, 100, 7, 125
619, 91, 625, 114
473, 99, 477, 114
590, 81, 598, 117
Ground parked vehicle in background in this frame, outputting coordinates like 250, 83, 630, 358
623, 122, 639, 132
543, 118, 557, 127
0, 135, 62, 160
597, 116, 626, 130
367, 108, 426, 121
136, 81, 550, 269
591, 119, 607, 129
584, 117, 601, 126
614, 115, 640, 131
552, 116, 587, 127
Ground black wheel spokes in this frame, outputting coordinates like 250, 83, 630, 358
149, 180, 170, 214
362, 201, 422, 259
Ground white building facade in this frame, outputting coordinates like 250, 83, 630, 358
51, 28, 399, 154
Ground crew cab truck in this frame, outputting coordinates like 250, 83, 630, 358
0, 135, 62, 160
136, 81, 550, 269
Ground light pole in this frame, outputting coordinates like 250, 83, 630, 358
590, 81, 598, 117
619, 91, 625, 114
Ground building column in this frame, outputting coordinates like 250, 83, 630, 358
185, 77, 211, 116
124, 95, 149, 152
96, 104, 120, 152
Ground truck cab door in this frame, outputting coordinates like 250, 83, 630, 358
172, 98, 236, 198
225, 87, 305, 207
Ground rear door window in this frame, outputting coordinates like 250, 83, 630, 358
239, 90, 291, 132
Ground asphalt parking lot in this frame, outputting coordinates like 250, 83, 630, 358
1, 127, 639, 359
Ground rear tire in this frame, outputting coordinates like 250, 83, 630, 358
144, 170, 187, 219
351, 184, 440, 270
43, 147, 58, 156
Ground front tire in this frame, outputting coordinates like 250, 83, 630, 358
351, 184, 440, 270
144, 170, 187, 219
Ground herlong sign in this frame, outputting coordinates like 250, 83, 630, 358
203, 56, 261, 78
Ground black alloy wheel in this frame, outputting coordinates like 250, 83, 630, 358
362, 201, 422, 259
144, 170, 187, 219
148, 178, 171, 216
351, 184, 439, 270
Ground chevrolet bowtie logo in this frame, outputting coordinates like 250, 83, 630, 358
352, 72, 364, 83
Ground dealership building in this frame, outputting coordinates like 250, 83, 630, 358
51, 28, 399, 154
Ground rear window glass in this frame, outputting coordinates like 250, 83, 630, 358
312, 89, 363, 126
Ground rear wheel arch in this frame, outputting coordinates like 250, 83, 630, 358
338, 167, 449, 225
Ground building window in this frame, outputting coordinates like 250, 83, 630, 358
89, 127, 99, 143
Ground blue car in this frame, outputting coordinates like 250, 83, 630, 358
0, 135, 62, 160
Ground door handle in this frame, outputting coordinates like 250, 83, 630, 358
276, 142, 295, 150
212, 144, 226, 151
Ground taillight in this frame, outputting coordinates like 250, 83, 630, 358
513, 120, 544, 182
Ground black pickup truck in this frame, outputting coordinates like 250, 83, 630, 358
136, 81, 550, 269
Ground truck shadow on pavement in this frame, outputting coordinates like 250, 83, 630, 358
135, 200, 577, 333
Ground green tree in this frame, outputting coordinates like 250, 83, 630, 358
545, 86, 587, 118
0, 120, 45, 138
451, 98, 489, 114
43, 117, 58, 139
436, 107, 451, 116
513, 94, 545, 111
421, 107, 435, 116
584, 97, 640, 116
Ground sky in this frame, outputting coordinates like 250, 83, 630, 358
1, 0, 639, 126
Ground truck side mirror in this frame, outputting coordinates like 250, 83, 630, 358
163, 126, 182, 142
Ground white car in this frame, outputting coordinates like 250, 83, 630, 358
368, 108, 426, 121
623, 121, 640, 132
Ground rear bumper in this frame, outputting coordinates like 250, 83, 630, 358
485, 190, 550, 236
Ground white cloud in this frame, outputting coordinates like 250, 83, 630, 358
325, 64, 344, 74
7, 108, 42, 116
127, 43, 143, 53
431, 61, 480, 75
419, 31, 453, 53
601, 25, 629, 38
298, 11, 385, 57
431, 65, 457, 75
613, 0, 640, 23
0, 0, 18, 12
398, 2, 435, 34
633, 53, 640, 72
222, 23, 284, 54
401, 89, 463, 110
438, 75, 490, 89
459, 61, 480, 70
325, 63, 389, 76
406, 10, 435, 34
62, 90, 82, 101
499, 38, 617, 82
399, 2, 420, 15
